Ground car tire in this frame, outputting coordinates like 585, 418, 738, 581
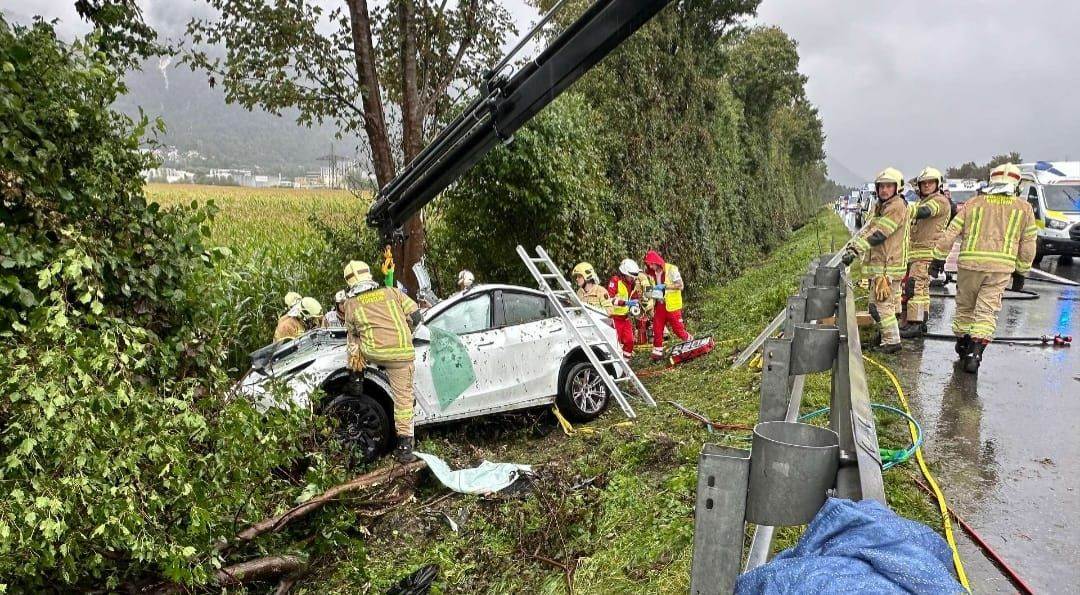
324, 393, 391, 463
557, 361, 611, 423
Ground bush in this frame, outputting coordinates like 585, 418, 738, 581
0, 17, 332, 590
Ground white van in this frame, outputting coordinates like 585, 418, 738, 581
1018, 161, 1080, 263
944, 178, 980, 207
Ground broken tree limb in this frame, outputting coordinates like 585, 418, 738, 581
215, 555, 306, 587
221, 460, 426, 551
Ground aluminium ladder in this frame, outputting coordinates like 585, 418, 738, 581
516, 245, 656, 418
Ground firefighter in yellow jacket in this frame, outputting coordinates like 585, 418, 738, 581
841, 167, 910, 353
572, 262, 613, 314
341, 260, 422, 462
931, 163, 1037, 373
901, 167, 953, 338
274, 297, 322, 341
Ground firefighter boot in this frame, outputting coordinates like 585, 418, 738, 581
964, 340, 987, 374
877, 341, 901, 354
900, 316, 927, 339
395, 436, 418, 464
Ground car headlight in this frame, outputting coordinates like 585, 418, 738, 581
1047, 218, 1068, 230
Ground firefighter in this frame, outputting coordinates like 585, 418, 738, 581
341, 260, 423, 462
607, 259, 642, 359
931, 163, 1037, 373
323, 290, 347, 327
842, 167, 910, 353
274, 297, 322, 342
901, 167, 952, 338
572, 262, 612, 314
643, 250, 691, 360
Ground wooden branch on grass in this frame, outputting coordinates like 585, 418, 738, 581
221, 460, 426, 551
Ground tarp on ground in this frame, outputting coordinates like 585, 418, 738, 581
414, 452, 532, 496
736, 498, 965, 595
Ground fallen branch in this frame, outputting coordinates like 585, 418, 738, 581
219, 460, 426, 552
149, 555, 305, 594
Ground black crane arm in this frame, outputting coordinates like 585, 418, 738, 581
366, 0, 673, 236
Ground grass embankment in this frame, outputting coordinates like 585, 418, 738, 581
307, 210, 940, 593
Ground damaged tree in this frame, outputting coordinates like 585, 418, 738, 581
185, 0, 514, 293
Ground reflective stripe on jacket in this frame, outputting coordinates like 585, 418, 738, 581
908, 192, 952, 262
932, 193, 1038, 273
344, 287, 419, 362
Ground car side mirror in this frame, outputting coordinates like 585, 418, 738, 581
413, 325, 431, 344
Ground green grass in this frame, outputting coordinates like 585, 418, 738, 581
302, 210, 941, 593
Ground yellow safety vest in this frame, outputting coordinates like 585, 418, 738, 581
610, 278, 630, 316
661, 263, 683, 311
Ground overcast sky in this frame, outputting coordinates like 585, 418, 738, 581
7, 1, 1080, 184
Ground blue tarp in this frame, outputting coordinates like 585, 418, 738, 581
736, 498, 965, 595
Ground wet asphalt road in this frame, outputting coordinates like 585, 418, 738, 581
893, 257, 1080, 593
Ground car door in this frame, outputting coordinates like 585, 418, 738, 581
412, 290, 505, 418
494, 290, 568, 402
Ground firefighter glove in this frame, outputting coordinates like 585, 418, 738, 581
841, 248, 857, 266
627, 299, 640, 308
1011, 272, 1026, 292
929, 259, 945, 278
873, 276, 893, 302
654, 283, 665, 292
866, 230, 888, 247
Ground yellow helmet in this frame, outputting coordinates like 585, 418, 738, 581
987, 162, 1022, 194
343, 260, 372, 287
916, 166, 943, 184
572, 262, 599, 284
284, 291, 302, 308
299, 297, 323, 320
874, 167, 904, 197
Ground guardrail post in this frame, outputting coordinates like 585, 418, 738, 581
691, 445, 751, 595
758, 338, 792, 423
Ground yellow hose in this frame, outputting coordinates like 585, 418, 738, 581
863, 355, 971, 591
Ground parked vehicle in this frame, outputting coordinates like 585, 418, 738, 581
1018, 161, 1080, 264
237, 282, 620, 461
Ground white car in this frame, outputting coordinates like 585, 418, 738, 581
238, 284, 620, 461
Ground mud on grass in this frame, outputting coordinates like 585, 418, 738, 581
307, 212, 940, 593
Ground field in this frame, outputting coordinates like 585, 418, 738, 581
145, 184, 939, 592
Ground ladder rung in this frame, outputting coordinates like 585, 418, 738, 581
541, 273, 559, 278
529, 257, 546, 263
596, 358, 620, 365
613, 376, 632, 383
552, 290, 571, 295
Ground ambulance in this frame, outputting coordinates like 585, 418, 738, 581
1018, 161, 1080, 263
945, 178, 980, 207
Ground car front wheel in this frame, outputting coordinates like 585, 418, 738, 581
557, 361, 611, 422
324, 393, 391, 463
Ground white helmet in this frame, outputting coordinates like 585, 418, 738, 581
457, 269, 475, 289
334, 290, 347, 304
618, 258, 640, 277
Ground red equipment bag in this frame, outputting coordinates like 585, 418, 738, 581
669, 336, 715, 365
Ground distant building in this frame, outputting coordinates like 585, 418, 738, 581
143, 167, 194, 184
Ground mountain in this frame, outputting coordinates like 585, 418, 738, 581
115, 60, 360, 173
825, 155, 866, 188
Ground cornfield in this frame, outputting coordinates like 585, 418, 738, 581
145, 183, 371, 367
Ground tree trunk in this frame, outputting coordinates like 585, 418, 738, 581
396, 0, 425, 295
346, 0, 396, 188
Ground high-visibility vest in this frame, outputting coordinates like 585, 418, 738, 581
661, 263, 683, 311
345, 287, 419, 362
610, 278, 630, 316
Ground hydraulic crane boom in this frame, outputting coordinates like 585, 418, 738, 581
366, 0, 673, 237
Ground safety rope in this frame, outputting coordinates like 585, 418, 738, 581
863, 354, 971, 591
550, 405, 632, 437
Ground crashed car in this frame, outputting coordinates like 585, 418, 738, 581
238, 282, 621, 461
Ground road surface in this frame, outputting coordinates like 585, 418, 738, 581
893, 256, 1079, 593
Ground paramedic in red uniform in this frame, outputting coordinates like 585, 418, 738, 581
608, 259, 642, 359
644, 250, 691, 360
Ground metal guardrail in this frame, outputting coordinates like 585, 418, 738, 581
690, 255, 886, 594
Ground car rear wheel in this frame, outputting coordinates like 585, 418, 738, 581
324, 393, 390, 463
557, 361, 610, 422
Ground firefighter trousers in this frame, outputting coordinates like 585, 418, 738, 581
953, 270, 1010, 341
652, 304, 690, 348
870, 276, 903, 345
373, 360, 415, 438
906, 260, 931, 323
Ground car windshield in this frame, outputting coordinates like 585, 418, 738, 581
1043, 184, 1080, 212
950, 190, 976, 204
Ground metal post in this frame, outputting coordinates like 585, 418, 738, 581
758, 338, 791, 423
691, 445, 751, 595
